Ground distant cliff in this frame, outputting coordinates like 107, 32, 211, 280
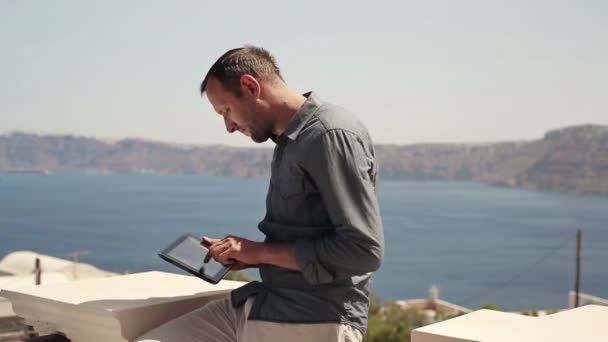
1, 124, 607, 194
377, 125, 608, 194
0, 134, 272, 178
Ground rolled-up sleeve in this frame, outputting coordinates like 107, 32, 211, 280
294, 129, 384, 285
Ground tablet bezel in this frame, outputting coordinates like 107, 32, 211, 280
158, 234, 232, 284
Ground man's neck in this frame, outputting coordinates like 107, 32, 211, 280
268, 86, 307, 137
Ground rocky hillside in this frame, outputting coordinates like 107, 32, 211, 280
377, 125, 608, 194
0, 134, 271, 177
1, 124, 607, 194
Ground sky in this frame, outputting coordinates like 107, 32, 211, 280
1, 0, 607, 147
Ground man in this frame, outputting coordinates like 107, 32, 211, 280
137, 45, 384, 342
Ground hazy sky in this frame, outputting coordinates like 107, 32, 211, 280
1, 0, 606, 147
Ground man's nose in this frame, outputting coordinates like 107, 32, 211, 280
224, 116, 237, 133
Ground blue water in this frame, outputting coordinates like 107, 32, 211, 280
0, 173, 606, 311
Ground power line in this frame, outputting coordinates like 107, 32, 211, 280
460, 234, 576, 307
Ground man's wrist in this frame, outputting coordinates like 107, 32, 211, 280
254, 242, 299, 271
251, 241, 268, 265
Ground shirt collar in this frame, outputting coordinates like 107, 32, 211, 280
273, 91, 321, 143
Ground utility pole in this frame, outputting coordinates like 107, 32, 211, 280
67, 251, 89, 280
574, 229, 582, 308
34, 258, 41, 285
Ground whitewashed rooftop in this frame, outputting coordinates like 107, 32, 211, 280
412, 304, 608, 342
1, 271, 245, 342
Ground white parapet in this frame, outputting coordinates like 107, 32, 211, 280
0, 271, 245, 342
412, 305, 608, 342
568, 291, 608, 308
0, 250, 117, 279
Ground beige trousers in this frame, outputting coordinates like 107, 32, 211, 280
136, 297, 363, 342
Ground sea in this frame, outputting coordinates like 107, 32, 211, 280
0, 173, 606, 311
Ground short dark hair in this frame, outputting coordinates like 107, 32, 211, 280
200, 45, 284, 97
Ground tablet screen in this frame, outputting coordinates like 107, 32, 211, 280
162, 235, 230, 282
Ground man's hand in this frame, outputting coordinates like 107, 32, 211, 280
201, 235, 264, 267
227, 261, 254, 271
201, 235, 301, 272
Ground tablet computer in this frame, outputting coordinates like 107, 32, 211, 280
159, 234, 232, 284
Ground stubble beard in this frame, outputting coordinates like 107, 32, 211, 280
245, 110, 273, 144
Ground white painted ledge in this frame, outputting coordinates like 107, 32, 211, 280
0, 271, 245, 342
412, 304, 608, 342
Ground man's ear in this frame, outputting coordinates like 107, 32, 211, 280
240, 75, 261, 98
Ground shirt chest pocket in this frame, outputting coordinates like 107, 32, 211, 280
276, 162, 320, 200
272, 165, 327, 225
278, 174, 306, 200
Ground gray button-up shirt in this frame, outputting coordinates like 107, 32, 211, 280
231, 92, 384, 334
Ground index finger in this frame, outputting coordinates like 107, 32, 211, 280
201, 236, 221, 246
